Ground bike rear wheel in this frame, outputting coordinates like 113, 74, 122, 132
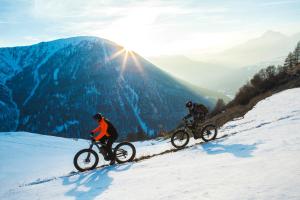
171, 130, 190, 149
114, 142, 136, 164
201, 125, 218, 142
73, 149, 99, 172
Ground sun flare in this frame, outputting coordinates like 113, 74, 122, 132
108, 47, 143, 74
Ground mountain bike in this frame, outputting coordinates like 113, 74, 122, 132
171, 120, 218, 149
73, 136, 136, 172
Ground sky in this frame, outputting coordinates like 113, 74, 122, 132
0, 0, 300, 57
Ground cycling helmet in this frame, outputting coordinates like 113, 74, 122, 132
186, 101, 193, 108
93, 113, 103, 121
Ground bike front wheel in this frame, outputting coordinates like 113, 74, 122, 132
201, 125, 218, 142
114, 142, 136, 164
171, 130, 190, 149
73, 149, 99, 172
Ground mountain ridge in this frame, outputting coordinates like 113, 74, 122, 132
0, 36, 215, 138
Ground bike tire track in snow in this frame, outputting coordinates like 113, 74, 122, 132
18, 133, 230, 188
18, 103, 298, 188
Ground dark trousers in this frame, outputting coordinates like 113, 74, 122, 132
100, 135, 117, 160
193, 115, 206, 131
106, 136, 117, 159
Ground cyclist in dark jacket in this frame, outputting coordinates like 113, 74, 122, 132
183, 101, 207, 138
183, 101, 206, 121
91, 113, 119, 165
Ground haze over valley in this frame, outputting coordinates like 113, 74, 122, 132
150, 31, 300, 96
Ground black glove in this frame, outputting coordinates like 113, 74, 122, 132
90, 132, 94, 138
99, 138, 107, 145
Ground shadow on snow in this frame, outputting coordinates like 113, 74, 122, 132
61, 138, 258, 199
202, 141, 258, 158
62, 164, 132, 200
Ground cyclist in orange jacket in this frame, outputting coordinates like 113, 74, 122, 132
91, 113, 119, 165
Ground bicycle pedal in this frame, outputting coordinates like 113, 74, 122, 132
193, 135, 200, 139
104, 156, 110, 161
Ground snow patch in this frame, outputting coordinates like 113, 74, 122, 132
123, 80, 154, 135
54, 120, 79, 133
0, 100, 6, 106
23, 51, 58, 105
53, 68, 59, 85
22, 116, 30, 125
85, 85, 101, 95
22, 38, 86, 106
101, 39, 109, 64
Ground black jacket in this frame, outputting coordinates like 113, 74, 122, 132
105, 118, 119, 139
183, 104, 205, 121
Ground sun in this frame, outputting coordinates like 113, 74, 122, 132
107, 46, 142, 75
122, 43, 135, 52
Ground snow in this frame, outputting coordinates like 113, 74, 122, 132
54, 120, 80, 133
100, 39, 109, 64
53, 68, 60, 85
22, 115, 30, 125
21, 37, 98, 106
0, 36, 109, 131
23, 50, 60, 106
0, 50, 22, 84
1, 88, 300, 199
7, 84, 20, 130
0, 100, 5, 106
85, 85, 101, 95
123, 82, 154, 135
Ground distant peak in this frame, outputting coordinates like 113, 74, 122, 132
261, 30, 286, 38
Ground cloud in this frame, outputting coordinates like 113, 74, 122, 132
260, 0, 299, 6
0, 0, 300, 56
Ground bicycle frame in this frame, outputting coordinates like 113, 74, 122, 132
179, 121, 196, 137
87, 140, 125, 158
180, 120, 214, 137
88, 140, 104, 153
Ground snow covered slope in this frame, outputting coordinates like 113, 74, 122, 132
1, 88, 300, 200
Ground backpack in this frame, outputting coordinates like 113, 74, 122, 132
193, 103, 209, 115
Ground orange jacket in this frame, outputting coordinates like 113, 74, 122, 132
91, 118, 110, 141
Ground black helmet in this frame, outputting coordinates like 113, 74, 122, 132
93, 113, 102, 121
186, 101, 193, 108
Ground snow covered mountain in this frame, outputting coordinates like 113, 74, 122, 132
0, 36, 213, 138
1, 88, 300, 199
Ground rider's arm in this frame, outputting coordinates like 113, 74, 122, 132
92, 119, 110, 141
94, 131, 106, 141
91, 125, 101, 134
183, 113, 192, 120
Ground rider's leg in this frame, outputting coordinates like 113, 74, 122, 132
99, 137, 110, 160
106, 137, 116, 159
193, 118, 201, 139
106, 137, 117, 165
193, 114, 207, 139
106, 138, 113, 158
106, 127, 119, 165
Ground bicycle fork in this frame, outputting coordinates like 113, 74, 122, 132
85, 143, 94, 162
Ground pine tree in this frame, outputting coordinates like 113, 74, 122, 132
136, 126, 149, 141
126, 132, 136, 141
293, 41, 300, 64
210, 98, 226, 116
284, 52, 296, 69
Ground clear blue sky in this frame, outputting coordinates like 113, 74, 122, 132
1, 0, 300, 56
